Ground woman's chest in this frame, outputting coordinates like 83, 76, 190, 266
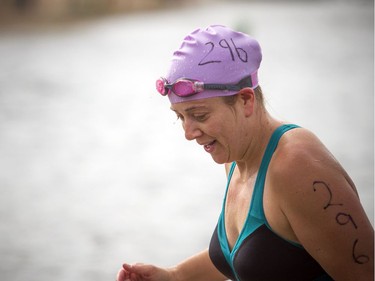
224, 176, 296, 250
224, 178, 255, 250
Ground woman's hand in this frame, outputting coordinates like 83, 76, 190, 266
116, 263, 175, 281
116, 250, 227, 281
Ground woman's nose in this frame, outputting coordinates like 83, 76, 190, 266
183, 120, 203, 141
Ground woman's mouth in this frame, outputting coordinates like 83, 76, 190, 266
204, 140, 216, 153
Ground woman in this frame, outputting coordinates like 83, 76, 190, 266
117, 25, 373, 281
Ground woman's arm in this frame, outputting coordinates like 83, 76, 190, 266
117, 249, 227, 281
270, 129, 374, 280
173, 249, 227, 281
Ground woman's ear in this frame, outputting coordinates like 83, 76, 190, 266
238, 88, 255, 117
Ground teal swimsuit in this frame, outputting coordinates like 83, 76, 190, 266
208, 124, 333, 281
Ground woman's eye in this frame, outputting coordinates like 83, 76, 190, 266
176, 113, 184, 121
194, 114, 208, 122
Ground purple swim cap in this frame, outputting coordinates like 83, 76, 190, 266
162, 25, 262, 104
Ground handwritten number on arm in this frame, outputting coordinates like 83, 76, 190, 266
312, 180, 369, 265
312, 181, 343, 209
336, 212, 358, 229
352, 239, 370, 264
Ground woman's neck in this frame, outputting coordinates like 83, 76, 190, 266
235, 111, 282, 182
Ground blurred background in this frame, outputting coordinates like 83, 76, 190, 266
0, 0, 373, 280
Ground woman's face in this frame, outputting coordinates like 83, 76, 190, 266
170, 96, 247, 164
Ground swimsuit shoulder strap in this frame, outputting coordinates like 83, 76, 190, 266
220, 162, 237, 212
250, 124, 301, 221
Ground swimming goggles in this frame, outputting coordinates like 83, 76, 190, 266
156, 76, 253, 97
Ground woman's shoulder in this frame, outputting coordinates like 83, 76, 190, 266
273, 127, 338, 170
268, 126, 348, 195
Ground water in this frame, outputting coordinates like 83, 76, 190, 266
0, 1, 373, 280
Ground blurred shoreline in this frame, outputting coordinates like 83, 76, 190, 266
1, 0, 372, 28
0, 0, 191, 28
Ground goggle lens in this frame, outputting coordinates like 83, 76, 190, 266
156, 78, 168, 96
156, 78, 198, 97
172, 80, 196, 97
